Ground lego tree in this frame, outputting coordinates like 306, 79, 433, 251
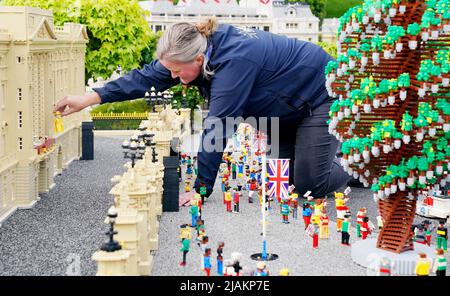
326, 0, 450, 253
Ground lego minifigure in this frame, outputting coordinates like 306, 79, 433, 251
203, 248, 212, 276
53, 111, 64, 133
356, 208, 367, 238
237, 160, 244, 178
302, 202, 312, 230
189, 199, 199, 227
217, 242, 225, 276
217, 254, 224, 276
224, 190, 232, 212
233, 188, 240, 213
378, 257, 391, 276
289, 193, 299, 219
281, 199, 290, 224
312, 198, 325, 225
415, 253, 431, 276
335, 192, 349, 232
199, 182, 207, 205
184, 180, 191, 192
254, 261, 270, 276
436, 220, 448, 252
361, 216, 372, 240
376, 214, 384, 231
422, 220, 434, 246
196, 219, 205, 240
414, 224, 427, 244
186, 164, 193, 179
319, 210, 329, 239
231, 161, 237, 180
179, 224, 191, 266
248, 178, 257, 203
194, 193, 202, 219
341, 214, 351, 246
433, 249, 447, 276
312, 221, 319, 248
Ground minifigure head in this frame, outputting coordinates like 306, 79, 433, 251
344, 214, 351, 221
257, 261, 266, 271
203, 235, 209, 243
279, 268, 290, 276
334, 192, 344, 199
218, 241, 225, 248
185, 180, 190, 185
205, 248, 211, 256
363, 216, 369, 222
439, 219, 445, 227
436, 249, 444, 256
418, 252, 427, 259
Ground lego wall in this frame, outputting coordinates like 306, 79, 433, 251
0, 6, 89, 224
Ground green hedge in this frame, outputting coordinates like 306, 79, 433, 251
93, 119, 143, 130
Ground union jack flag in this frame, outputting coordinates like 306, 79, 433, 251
267, 159, 290, 201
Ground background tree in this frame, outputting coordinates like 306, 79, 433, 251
2, 0, 157, 82
326, 0, 450, 253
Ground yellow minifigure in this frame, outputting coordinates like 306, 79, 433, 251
184, 180, 191, 192
319, 210, 330, 239
312, 198, 326, 224
334, 192, 349, 232
53, 111, 64, 133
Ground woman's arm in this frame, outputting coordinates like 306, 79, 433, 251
54, 60, 178, 116
94, 60, 179, 104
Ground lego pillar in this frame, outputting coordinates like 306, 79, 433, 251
92, 250, 130, 276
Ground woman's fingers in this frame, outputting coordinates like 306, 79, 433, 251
54, 97, 69, 113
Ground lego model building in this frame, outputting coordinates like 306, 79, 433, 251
0, 6, 90, 224
326, 0, 449, 254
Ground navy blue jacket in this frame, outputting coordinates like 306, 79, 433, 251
94, 24, 334, 193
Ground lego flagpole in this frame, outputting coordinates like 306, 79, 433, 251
261, 149, 267, 260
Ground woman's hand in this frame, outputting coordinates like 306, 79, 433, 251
54, 92, 101, 116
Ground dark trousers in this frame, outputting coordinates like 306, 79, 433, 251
182, 250, 188, 263
272, 97, 351, 197
342, 231, 350, 244
436, 269, 446, 276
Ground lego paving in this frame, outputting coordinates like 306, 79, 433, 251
0, 135, 447, 276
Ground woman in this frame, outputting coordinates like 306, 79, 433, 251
54, 18, 351, 199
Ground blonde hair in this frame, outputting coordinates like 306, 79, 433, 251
156, 17, 218, 79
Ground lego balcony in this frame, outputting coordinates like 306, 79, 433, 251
34, 138, 55, 155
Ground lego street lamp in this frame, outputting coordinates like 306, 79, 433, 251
122, 136, 145, 168
100, 207, 121, 252
151, 144, 158, 163
144, 87, 158, 112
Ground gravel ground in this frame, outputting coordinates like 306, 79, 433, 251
0, 136, 128, 276
0, 135, 447, 276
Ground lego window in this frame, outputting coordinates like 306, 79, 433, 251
309, 23, 313, 29
18, 137, 23, 150
16, 56, 24, 64
18, 111, 23, 128
17, 88, 22, 101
